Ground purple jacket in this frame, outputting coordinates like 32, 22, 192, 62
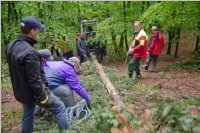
43, 61, 90, 102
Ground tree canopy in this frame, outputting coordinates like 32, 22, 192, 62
1, 1, 200, 61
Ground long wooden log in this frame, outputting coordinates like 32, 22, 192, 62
90, 53, 124, 107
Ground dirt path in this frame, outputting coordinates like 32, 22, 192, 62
103, 56, 200, 114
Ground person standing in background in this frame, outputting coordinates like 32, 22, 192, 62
127, 20, 148, 79
144, 26, 164, 72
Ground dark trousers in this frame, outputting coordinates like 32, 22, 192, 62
22, 92, 69, 133
128, 57, 141, 77
144, 54, 159, 72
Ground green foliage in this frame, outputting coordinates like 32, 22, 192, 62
182, 96, 200, 106
160, 56, 200, 70
141, 2, 199, 31
152, 101, 200, 133
1, 64, 12, 89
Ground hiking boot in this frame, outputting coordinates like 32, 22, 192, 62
144, 66, 148, 71
128, 74, 133, 78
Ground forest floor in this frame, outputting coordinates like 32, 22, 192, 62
2, 53, 200, 133
103, 52, 200, 116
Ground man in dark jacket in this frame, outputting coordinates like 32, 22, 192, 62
77, 33, 88, 63
6, 16, 69, 133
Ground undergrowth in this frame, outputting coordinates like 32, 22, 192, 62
160, 55, 200, 70
1, 60, 200, 133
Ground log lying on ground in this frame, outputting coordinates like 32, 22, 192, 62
90, 53, 124, 108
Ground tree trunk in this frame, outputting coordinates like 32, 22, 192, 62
77, 2, 81, 32
11, 2, 18, 21
111, 32, 118, 53
119, 33, 124, 48
127, 1, 131, 8
90, 53, 124, 108
7, 2, 11, 23
195, 36, 200, 52
123, 1, 128, 51
174, 27, 181, 58
166, 31, 172, 55
125, 33, 128, 51
194, 21, 200, 52
141, 1, 145, 13
147, 1, 150, 7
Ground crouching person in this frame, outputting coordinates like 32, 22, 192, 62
6, 16, 69, 132
38, 49, 91, 107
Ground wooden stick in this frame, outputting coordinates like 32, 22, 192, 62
90, 53, 124, 107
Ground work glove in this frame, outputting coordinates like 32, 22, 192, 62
39, 91, 53, 106
40, 95, 49, 105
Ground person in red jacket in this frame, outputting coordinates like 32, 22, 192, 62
144, 26, 164, 72
127, 20, 148, 79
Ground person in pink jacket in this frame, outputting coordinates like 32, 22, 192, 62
144, 26, 164, 72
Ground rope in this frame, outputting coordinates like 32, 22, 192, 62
66, 99, 92, 124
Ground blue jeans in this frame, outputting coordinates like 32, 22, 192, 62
144, 53, 159, 72
52, 85, 75, 107
22, 91, 69, 133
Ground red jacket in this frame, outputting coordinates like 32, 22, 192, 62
148, 32, 164, 55
130, 29, 148, 58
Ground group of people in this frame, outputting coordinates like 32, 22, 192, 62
6, 16, 91, 133
50, 35, 74, 60
127, 20, 164, 79
6, 16, 164, 132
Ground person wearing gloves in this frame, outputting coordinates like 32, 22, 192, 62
38, 49, 91, 107
144, 26, 164, 72
6, 16, 69, 133
127, 20, 148, 79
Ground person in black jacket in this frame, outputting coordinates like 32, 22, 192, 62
6, 16, 69, 133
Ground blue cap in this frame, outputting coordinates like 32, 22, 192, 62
21, 16, 45, 30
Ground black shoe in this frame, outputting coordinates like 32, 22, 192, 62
129, 74, 132, 78
144, 66, 148, 70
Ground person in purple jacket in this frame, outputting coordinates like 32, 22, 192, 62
38, 49, 90, 107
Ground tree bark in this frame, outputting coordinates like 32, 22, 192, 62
111, 32, 118, 52
119, 33, 124, 48
123, 1, 128, 51
77, 2, 81, 32
194, 21, 200, 52
125, 33, 128, 51
90, 53, 124, 108
174, 27, 181, 58
166, 31, 172, 55
7, 2, 11, 23
195, 36, 199, 52
147, 1, 150, 7
127, 1, 131, 8
11, 2, 18, 21
141, 1, 145, 13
